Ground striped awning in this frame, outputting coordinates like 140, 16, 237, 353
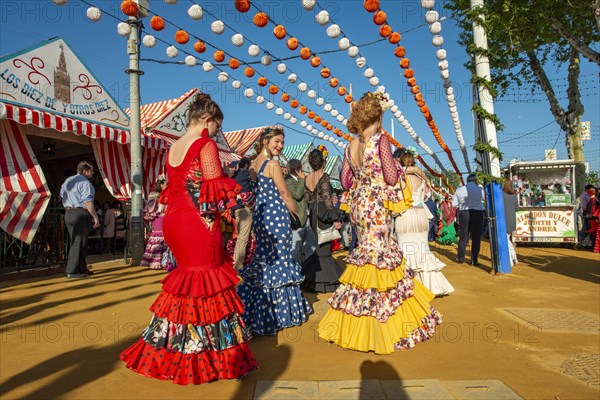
124, 88, 197, 130
223, 126, 266, 156
1, 102, 129, 144
281, 142, 313, 164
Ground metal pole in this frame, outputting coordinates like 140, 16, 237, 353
126, 16, 144, 265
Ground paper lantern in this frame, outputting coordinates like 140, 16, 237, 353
432, 35, 444, 46
411, 85, 420, 94
320, 68, 331, 78
300, 47, 311, 60
308, 111, 316, 119
317, 131, 324, 138
299, 106, 307, 114
429, 22, 442, 34
164, 0, 178, 4
364, 0, 380, 12
298, 82, 308, 92
166, 45, 178, 58
425, 10, 439, 23
300, 121, 308, 127
121, 0, 138, 17
277, 63, 287, 74
188, 4, 203, 20
329, 78, 339, 88
213, 50, 225, 62
399, 58, 410, 69
324, 104, 333, 112
314, 129, 320, 136
421, 0, 435, 9
438, 60, 449, 70
185, 55, 197, 67
343, 119, 348, 125
286, 37, 299, 50
253, 12, 268, 27
142, 35, 156, 48
379, 24, 392, 38
53, 0, 68, 5
191, 41, 206, 54
231, 33, 244, 47
288, 73, 298, 83
281, 93, 290, 102
218, 72, 229, 82
244, 67, 255, 77
232, 80, 242, 89
275, 108, 284, 115
228, 58, 240, 69
441, 70, 450, 79
274, 25, 287, 39
390, 105, 399, 113
321, 120, 328, 128
261, 54, 272, 66
269, 85, 279, 95
316, 10, 329, 25
414, 93, 423, 102
302, 0, 316, 10
348, 46, 359, 57
407, 77, 417, 87
417, 100, 426, 107
150, 16, 165, 31
337, 86, 347, 96
337, 115, 344, 122
256, 96, 265, 103
266, 102, 274, 110
244, 88, 255, 98
338, 37, 350, 50
86, 7, 102, 21
331, 109, 339, 117
290, 117, 297, 124
290, 99, 299, 108
388, 32, 401, 44
334, 139, 339, 144
310, 56, 321, 67
314, 116, 322, 123
175, 30, 190, 44
364, 68, 374, 78
235, 0, 251, 13
202, 62, 213, 72
316, 97, 325, 106
436, 49, 447, 60
373, 10, 387, 25
369, 77, 379, 86
307, 90, 317, 99
355, 57, 366, 68
326, 24, 341, 38
248, 44, 260, 57
117, 22, 132, 36
394, 46, 406, 58
257, 77, 268, 86
211, 20, 225, 34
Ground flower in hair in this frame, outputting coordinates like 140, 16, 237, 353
406, 146, 418, 157
317, 144, 329, 158
363, 86, 391, 112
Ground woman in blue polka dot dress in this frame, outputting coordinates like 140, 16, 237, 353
237, 127, 312, 335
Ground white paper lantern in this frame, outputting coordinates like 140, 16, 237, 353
86, 7, 102, 21
275, 107, 284, 115
331, 109, 339, 117
316, 97, 324, 106
432, 35, 444, 46
290, 117, 297, 124
429, 22, 442, 34
218, 71, 229, 82
248, 44, 260, 57
425, 10, 439, 23
436, 49, 447, 60
318, 131, 325, 138
53, 0, 68, 5
185, 55, 197, 67
448, 100, 456, 107
347, 46, 359, 58
390, 105, 399, 113
312, 129, 319, 135
300, 120, 308, 128
256, 95, 265, 104
298, 82, 308, 92
188, 4, 203, 20
438, 60, 449, 70
307, 90, 316, 99
231, 33, 244, 47
284, 112, 291, 120
302, 0, 316, 10
202, 61, 213, 72
446, 87, 454, 95
398, 115, 406, 123
142, 35, 156, 48
316, 10, 329, 25
421, 0, 435, 9
394, 110, 402, 119
449, 106, 457, 113
323, 134, 330, 141
211, 20, 225, 34
164, 0, 178, 4
355, 57, 367, 68
288, 73, 298, 83
342, 119, 347, 126
117, 22, 131, 37
324, 104, 332, 112
369, 76, 379, 86
232, 80, 241, 89
306, 124, 313, 131
441, 70, 450, 79
329, 137, 336, 143
276, 63, 287, 74
364, 68, 374, 78
338, 37, 350, 50
326, 24, 341, 38
266, 102, 275, 110
261, 54, 272, 66
166, 45, 178, 58
336, 114, 344, 122
244, 88, 254, 98
388, 98, 394, 107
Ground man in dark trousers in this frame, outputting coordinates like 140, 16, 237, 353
60, 161, 100, 278
453, 173, 485, 266
231, 158, 254, 270
425, 197, 439, 242
285, 159, 316, 264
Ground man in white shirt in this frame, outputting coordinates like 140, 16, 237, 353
453, 173, 485, 266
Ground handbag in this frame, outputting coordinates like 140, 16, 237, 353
314, 175, 341, 245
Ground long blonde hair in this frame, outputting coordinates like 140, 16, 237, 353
253, 126, 284, 158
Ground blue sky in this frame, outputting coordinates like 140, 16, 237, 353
1, 0, 598, 173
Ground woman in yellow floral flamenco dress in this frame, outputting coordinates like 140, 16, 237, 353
318, 92, 443, 354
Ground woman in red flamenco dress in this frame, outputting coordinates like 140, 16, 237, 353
120, 93, 258, 385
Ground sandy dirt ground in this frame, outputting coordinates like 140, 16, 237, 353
1, 242, 598, 399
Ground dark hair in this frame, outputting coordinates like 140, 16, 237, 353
287, 159, 303, 175
253, 126, 284, 157
238, 158, 251, 169
393, 148, 405, 159
399, 153, 415, 167
188, 93, 223, 127
153, 178, 166, 193
308, 149, 326, 171
112, 201, 123, 210
585, 184, 594, 191
77, 161, 94, 174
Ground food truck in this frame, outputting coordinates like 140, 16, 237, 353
507, 160, 578, 244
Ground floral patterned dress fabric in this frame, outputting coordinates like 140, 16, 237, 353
120, 133, 257, 385
318, 132, 443, 354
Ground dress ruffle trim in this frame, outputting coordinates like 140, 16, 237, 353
346, 244, 405, 271
199, 177, 241, 213
339, 262, 415, 291
150, 289, 245, 325
318, 296, 442, 355
240, 259, 305, 289
120, 339, 258, 385
300, 253, 344, 293
160, 264, 241, 298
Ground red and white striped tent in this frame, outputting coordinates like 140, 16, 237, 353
223, 126, 267, 157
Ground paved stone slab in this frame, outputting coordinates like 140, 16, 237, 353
319, 380, 385, 399
502, 308, 600, 334
442, 380, 522, 400
562, 353, 600, 387
381, 379, 454, 399
254, 380, 319, 399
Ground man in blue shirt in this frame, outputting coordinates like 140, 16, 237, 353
60, 161, 100, 278
453, 173, 485, 266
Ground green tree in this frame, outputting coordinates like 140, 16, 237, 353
587, 171, 600, 186
445, 0, 600, 194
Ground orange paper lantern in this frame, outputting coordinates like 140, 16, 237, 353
290, 99, 299, 108
373, 10, 387, 25
121, 0, 138, 17
299, 106, 307, 114
424, 112, 432, 120
363, 0, 380, 12
420, 106, 429, 114
337, 86, 347, 96
410, 85, 420, 94
344, 134, 350, 140
253, 12, 268, 27
314, 116, 322, 123
308, 111, 316, 119
273, 25, 287, 40
417, 100, 426, 107
175, 30, 190, 44
269, 85, 279, 95
394, 46, 406, 58
234, 0, 251, 13
320, 68, 331, 78
281, 93, 290, 102
150, 16, 165, 31
327, 124, 333, 131
403, 68, 414, 79
193, 41, 207, 53
244, 67, 255, 77
407, 77, 417, 87
329, 77, 339, 88
388, 32, 401, 44
229, 58, 240, 69
379, 24, 392, 38
257, 77, 268, 86
213, 50, 225, 62
287, 37, 298, 50
310, 56, 321, 67
300, 47, 311, 60
345, 94, 353, 103
320, 120, 327, 127
414, 93, 423, 102
400, 58, 410, 69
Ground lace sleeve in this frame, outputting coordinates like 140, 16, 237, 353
379, 134, 399, 186
319, 174, 334, 210
199, 140, 223, 180
340, 151, 355, 190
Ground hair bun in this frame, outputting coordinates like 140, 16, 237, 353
195, 93, 212, 103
